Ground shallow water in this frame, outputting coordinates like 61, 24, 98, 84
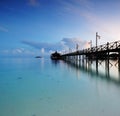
0, 57, 120, 116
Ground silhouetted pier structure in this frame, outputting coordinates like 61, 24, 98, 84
61, 40, 120, 75
62, 40, 120, 58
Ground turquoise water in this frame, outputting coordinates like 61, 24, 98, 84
0, 58, 120, 116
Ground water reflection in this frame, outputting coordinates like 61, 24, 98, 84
51, 60, 61, 66
63, 59, 120, 85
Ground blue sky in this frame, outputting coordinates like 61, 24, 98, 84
0, 0, 120, 57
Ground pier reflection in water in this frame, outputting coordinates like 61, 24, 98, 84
51, 58, 120, 116
62, 58, 120, 85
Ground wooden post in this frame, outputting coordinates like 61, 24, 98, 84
96, 58, 98, 75
106, 42, 110, 78
105, 59, 110, 78
79, 55, 81, 65
82, 55, 84, 66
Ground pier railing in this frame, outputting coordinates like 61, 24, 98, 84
62, 40, 120, 56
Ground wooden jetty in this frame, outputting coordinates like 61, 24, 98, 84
61, 40, 120, 73
62, 40, 120, 58
61, 40, 120, 60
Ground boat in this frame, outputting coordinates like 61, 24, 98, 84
50, 51, 62, 60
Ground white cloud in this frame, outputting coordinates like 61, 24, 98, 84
12, 48, 24, 54
22, 38, 89, 55
61, 38, 87, 50
0, 38, 90, 57
40, 48, 45, 54
0, 48, 35, 57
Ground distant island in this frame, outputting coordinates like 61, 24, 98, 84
35, 56, 42, 58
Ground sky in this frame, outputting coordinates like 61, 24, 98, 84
0, 0, 120, 57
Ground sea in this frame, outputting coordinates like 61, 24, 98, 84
0, 57, 120, 116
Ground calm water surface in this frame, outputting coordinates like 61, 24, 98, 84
0, 58, 120, 116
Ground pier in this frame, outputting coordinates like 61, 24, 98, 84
61, 40, 120, 78
62, 40, 120, 57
